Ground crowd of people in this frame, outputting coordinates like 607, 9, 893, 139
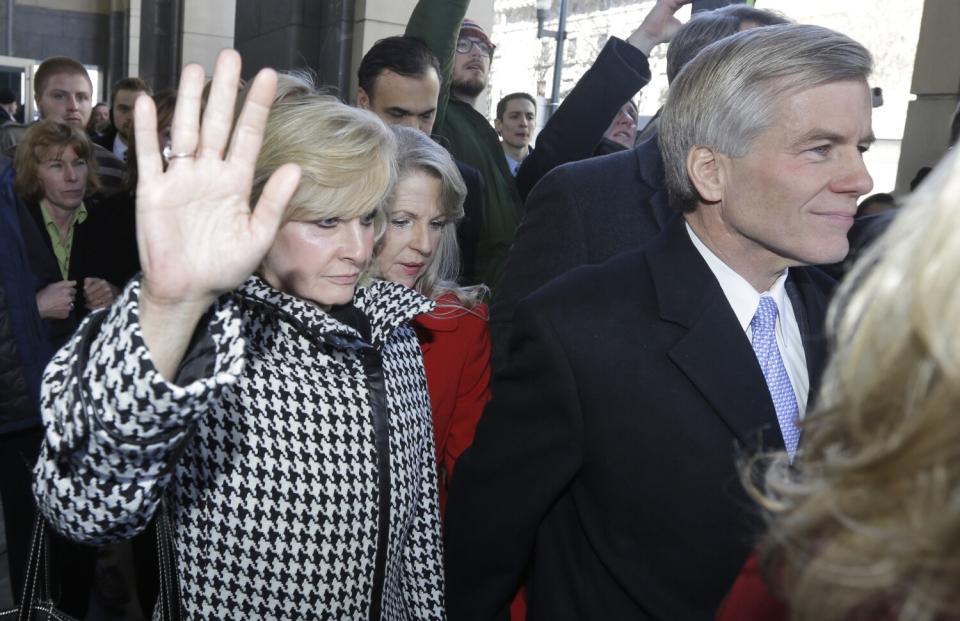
0, 0, 958, 619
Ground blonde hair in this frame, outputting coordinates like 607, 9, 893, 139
748, 147, 960, 621
251, 94, 397, 241
374, 126, 486, 309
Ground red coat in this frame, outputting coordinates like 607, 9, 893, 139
716, 553, 788, 621
413, 296, 491, 514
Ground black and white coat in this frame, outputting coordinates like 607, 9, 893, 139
33, 275, 446, 620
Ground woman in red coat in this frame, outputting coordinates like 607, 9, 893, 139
373, 125, 490, 514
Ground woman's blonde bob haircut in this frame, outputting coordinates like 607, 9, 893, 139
14, 120, 101, 201
748, 147, 960, 620
374, 126, 486, 308
251, 93, 397, 239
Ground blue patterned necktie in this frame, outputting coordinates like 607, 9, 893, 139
750, 296, 800, 459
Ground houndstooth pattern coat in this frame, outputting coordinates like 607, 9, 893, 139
33, 275, 446, 620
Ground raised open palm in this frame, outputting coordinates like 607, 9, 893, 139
133, 50, 301, 308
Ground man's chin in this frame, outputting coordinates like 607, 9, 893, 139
453, 78, 486, 98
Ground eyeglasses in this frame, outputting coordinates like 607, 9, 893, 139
456, 37, 495, 56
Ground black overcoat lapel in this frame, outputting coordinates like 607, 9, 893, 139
648, 219, 785, 451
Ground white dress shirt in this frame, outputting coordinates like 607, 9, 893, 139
112, 134, 128, 161
685, 223, 809, 418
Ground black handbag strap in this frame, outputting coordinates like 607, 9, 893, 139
16, 515, 50, 621
154, 502, 182, 621
69, 308, 184, 620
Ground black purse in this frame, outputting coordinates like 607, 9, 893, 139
0, 517, 79, 621
2, 308, 186, 621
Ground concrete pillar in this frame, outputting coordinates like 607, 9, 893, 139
896, 0, 960, 193
181, 0, 235, 74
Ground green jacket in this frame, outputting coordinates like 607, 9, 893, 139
406, 0, 523, 293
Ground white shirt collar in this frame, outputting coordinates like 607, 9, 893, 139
685, 222, 790, 332
112, 134, 128, 160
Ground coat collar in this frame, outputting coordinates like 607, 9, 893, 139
631, 133, 673, 231
645, 219, 828, 451
235, 275, 434, 350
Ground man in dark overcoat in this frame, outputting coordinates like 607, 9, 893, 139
445, 24, 876, 621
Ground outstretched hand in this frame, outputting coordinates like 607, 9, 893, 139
133, 49, 301, 312
628, 0, 693, 55
132, 49, 301, 381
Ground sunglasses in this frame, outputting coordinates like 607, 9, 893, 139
456, 37, 495, 56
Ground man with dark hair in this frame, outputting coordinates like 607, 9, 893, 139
491, 3, 790, 365
357, 35, 485, 284
0, 56, 126, 195
494, 93, 536, 176
94, 76, 152, 161
406, 4, 523, 293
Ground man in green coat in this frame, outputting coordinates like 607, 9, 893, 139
406, 2, 523, 294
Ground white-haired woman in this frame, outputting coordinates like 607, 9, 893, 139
32, 52, 444, 619
373, 126, 490, 514
719, 148, 960, 621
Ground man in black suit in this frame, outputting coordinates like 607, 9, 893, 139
492, 4, 789, 366
355, 35, 485, 285
445, 24, 875, 620
92, 77, 152, 162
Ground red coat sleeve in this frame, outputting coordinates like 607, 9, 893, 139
442, 308, 491, 481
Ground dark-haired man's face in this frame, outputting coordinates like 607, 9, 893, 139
113, 88, 147, 142
357, 68, 440, 135
36, 73, 92, 128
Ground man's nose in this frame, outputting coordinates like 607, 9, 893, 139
836, 151, 874, 197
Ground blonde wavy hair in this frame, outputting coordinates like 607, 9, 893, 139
748, 147, 960, 621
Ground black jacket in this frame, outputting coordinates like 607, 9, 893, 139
18, 198, 125, 349
516, 37, 651, 203
454, 158, 485, 286
490, 135, 674, 368
446, 218, 834, 620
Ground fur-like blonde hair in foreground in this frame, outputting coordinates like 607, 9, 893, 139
746, 146, 960, 621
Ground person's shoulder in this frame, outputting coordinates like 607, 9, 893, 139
536, 146, 643, 192
524, 247, 648, 310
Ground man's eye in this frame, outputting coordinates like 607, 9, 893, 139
389, 110, 406, 118
809, 144, 831, 156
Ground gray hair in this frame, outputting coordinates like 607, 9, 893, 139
666, 4, 789, 83
378, 126, 486, 307
659, 24, 873, 213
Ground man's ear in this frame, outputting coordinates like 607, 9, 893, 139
687, 146, 724, 204
356, 87, 371, 109
494, 118, 503, 134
